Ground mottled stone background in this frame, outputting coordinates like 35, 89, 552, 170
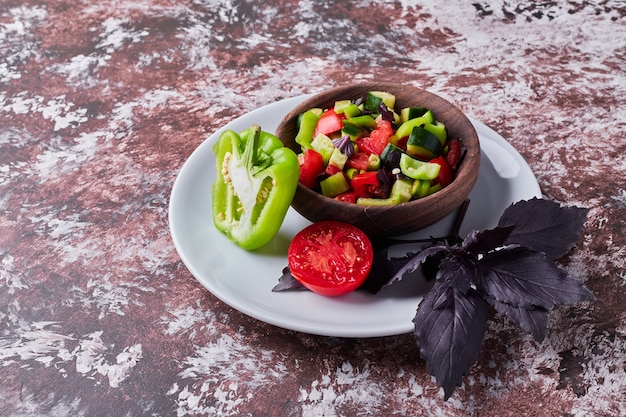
1, 1, 625, 416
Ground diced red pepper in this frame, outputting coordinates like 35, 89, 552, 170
430, 156, 453, 187
356, 119, 393, 155
445, 138, 462, 171
298, 148, 324, 189
334, 191, 357, 204
346, 152, 371, 171
351, 171, 382, 198
314, 109, 343, 137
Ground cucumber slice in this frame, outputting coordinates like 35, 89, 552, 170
400, 107, 429, 123
333, 100, 352, 114
341, 124, 365, 141
395, 110, 435, 138
380, 143, 405, 169
365, 91, 396, 113
406, 126, 443, 159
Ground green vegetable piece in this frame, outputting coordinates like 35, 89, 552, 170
399, 153, 441, 180
380, 143, 405, 169
333, 100, 352, 114
328, 147, 348, 170
345, 167, 358, 179
357, 179, 413, 206
406, 126, 443, 159
367, 153, 381, 171
364, 91, 396, 113
311, 133, 336, 164
395, 110, 435, 139
343, 115, 377, 129
343, 103, 362, 118
295, 109, 322, 149
427, 183, 443, 196
400, 107, 430, 123
423, 121, 447, 145
320, 172, 350, 197
341, 124, 365, 141
212, 125, 300, 250
411, 179, 432, 198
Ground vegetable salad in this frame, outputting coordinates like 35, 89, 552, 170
294, 91, 465, 205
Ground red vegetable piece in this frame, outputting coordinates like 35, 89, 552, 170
351, 171, 381, 198
430, 156, 453, 187
325, 164, 342, 176
346, 152, 371, 171
314, 109, 343, 137
445, 139, 462, 171
334, 191, 357, 204
287, 221, 373, 297
298, 148, 324, 189
356, 119, 393, 155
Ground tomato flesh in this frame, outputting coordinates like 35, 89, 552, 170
287, 221, 373, 297
298, 148, 324, 189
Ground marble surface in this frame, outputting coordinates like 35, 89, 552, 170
2, 1, 626, 416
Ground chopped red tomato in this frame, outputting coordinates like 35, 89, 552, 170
345, 152, 370, 171
355, 120, 392, 155
314, 109, 343, 137
430, 156, 453, 187
325, 164, 342, 176
334, 191, 357, 204
445, 138, 462, 170
287, 221, 373, 297
298, 148, 324, 189
351, 171, 383, 198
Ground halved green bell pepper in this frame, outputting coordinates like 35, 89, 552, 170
212, 124, 299, 250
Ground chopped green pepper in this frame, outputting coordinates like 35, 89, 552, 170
399, 153, 441, 180
212, 124, 299, 250
295, 108, 322, 149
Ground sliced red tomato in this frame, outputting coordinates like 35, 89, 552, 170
430, 155, 453, 187
345, 152, 370, 171
287, 221, 373, 297
445, 138, 462, 171
355, 119, 392, 155
334, 191, 357, 204
298, 148, 324, 189
314, 109, 343, 137
351, 171, 383, 198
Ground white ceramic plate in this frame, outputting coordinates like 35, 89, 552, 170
168, 95, 542, 338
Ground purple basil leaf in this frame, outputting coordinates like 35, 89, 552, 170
430, 253, 478, 309
486, 296, 549, 342
413, 285, 488, 400
378, 102, 395, 123
478, 246, 596, 309
376, 169, 393, 198
331, 135, 354, 158
385, 243, 451, 288
272, 267, 307, 292
497, 197, 589, 260
460, 226, 515, 255
362, 248, 418, 293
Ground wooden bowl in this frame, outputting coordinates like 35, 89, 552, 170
275, 83, 480, 237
